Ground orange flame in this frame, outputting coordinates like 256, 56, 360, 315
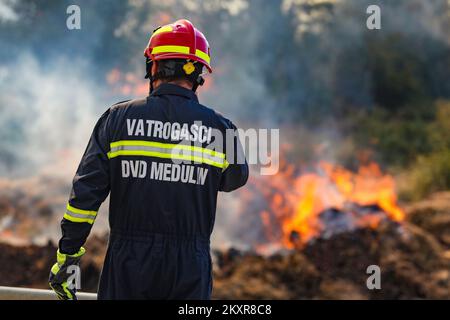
253, 160, 405, 249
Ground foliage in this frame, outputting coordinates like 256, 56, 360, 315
400, 149, 450, 201
398, 101, 450, 200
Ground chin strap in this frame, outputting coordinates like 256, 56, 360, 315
145, 58, 155, 94
191, 75, 205, 92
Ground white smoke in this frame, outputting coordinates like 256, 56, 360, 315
0, 52, 112, 244
0, 53, 102, 176
0, 0, 19, 23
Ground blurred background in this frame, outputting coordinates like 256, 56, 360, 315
0, 0, 449, 299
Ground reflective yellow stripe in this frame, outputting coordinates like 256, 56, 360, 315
108, 150, 227, 169
108, 140, 228, 169
110, 140, 225, 159
151, 45, 210, 64
152, 45, 190, 55
151, 25, 173, 38
64, 213, 95, 224
64, 204, 97, 224
195, 49, 210, 64
66, 203, 97, 216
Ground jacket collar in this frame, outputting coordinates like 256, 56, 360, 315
150, 83, 198, 102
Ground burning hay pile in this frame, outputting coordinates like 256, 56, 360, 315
226, 161, 406, 253
211, 161, 449, 299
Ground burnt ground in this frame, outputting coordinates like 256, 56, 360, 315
0, 193, 449, 299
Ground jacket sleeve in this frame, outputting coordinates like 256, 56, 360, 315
219, 120, 249, 192
58, 110, 111, 254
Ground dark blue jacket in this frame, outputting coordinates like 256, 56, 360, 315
58, 83, 249, 299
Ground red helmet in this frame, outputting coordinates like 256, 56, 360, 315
144, 19, 212, 73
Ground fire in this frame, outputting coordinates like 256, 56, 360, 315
251, 160, 405, 250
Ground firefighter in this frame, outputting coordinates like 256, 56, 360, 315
49, 19, 249, 300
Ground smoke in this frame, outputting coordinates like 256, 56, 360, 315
0, 0, 133, 175
0, 0, 19, 22
0, 54, 101, 176
0, 0, 125, 241
1, 0, 449, 174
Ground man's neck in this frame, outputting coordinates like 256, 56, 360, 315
153, 80, 194, 91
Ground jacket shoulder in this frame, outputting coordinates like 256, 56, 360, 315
212, 108, 236, 130
194, 102, 236, 130
109, 98, 147, 111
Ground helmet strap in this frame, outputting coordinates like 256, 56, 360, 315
145, 58, 155, 94
192, 75, 205, 92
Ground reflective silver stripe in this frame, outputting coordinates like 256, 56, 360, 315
65, 210, 96, 221
109, 145, 225, 165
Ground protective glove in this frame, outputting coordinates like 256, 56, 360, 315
49, 247, 85, 300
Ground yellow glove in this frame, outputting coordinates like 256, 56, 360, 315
49, 247, 85, 300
